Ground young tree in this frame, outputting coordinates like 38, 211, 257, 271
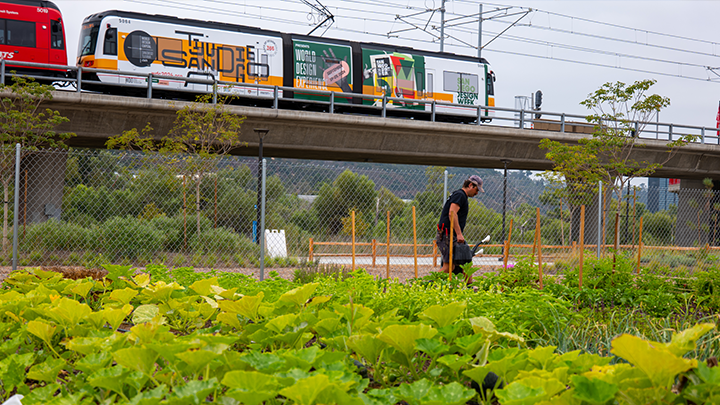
107, 93, 245, 237
539, 79, 696, 245
0, 77, 74, 252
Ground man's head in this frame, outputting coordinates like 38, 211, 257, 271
463, 175, 485, 197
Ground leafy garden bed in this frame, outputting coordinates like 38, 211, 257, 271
0, 264, 718, 404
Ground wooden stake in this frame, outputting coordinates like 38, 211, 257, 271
449, 214, 454, 282
351, 210, 356, 271
503, 218, 514, 269
536, 208, 543, 289
636, 216, 644, 274
386, 211, 390, 279
632, 188, 637, 247
560, 198, 565, 246
309, 238, 314, 262
412, 206, 418, 278
372, 239, 377, 267
613, 211, 620, 272
579, 205, 586, 290
432, 239, 437, 267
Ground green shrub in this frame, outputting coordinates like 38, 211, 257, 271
191, 227, 247, 255
102, 216, 164, 260
22, 219, 97, 252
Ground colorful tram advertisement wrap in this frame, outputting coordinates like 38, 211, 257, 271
0, 0, 67, 77
77, 10, 283, 96
293, 39, 353, 103
78, 10, 494, 120
362, 47, 495, 117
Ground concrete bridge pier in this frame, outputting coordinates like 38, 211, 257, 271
20, 150, 67, 224
675, 179, 718, 247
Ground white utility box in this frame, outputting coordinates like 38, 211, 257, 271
265, 229, 288, 258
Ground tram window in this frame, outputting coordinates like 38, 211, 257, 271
103, 28, 117, 55
51, 20, 63, 49
427, 73, 433, 97
0, 20, 5, 45
486, 71, 495, 96
6, 19, 36, 48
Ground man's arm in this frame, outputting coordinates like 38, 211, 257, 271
449, 203, 464, 243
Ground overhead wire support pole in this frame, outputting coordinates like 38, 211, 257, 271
478, 4, 482, 59
439, 0, 446, 52
482, 9, 531, 50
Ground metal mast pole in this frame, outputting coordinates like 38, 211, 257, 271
477, 4, 482, 59
500, 159, 511, 259
440, 0, 446, 52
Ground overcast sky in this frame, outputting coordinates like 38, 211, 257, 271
54, 0, 720, 131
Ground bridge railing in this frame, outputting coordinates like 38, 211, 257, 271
3, 59, 718, 145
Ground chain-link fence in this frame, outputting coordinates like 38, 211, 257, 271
3, 148, 718, 280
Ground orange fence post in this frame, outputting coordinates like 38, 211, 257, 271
636, 216, 644, 274
309, 238, 314, 262
449, 215, 454, 282
432, 240, 438, 267
386, 211, 390, 279
351, 210, 356, 271
503, 219, 514, 269
536, 208, 543, 289
413, 206, 418, 278
579, 205, 586, 290
372, 239, 377, 267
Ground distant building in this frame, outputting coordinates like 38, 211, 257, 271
647, 178, 678, 213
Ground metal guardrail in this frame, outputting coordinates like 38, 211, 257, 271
2, 59, 719, 145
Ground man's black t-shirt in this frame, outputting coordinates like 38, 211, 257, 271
437, 189, 469, 234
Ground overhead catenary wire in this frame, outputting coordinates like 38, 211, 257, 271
121, 0, 720, 83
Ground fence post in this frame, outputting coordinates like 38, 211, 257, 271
560, 113, 565, 133
329, 92, 334, 114
476, 105, 482, 125
669, 123, 673, 140
213, 79, 218, 104
11, 144, 20, 271
382, 95, 387, 118
259, 158, 267, 280
372, 239, 376, 267
309, 238, 314, 262
443, 170, 448, 203
431, 101, 436, 122
77, 66, 82, 92
273, 86, 279, 109
702, 127, 706, 144
1, 59, 5, 84
519, 109, 525, 129
147, 73, 153, 99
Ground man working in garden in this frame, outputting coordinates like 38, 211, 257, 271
436, 175, 484, 278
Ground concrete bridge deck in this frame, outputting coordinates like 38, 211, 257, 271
42, 91, 720, 180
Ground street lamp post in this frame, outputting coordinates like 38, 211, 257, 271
254, 128, 269, 244
500, 159, 511, 260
